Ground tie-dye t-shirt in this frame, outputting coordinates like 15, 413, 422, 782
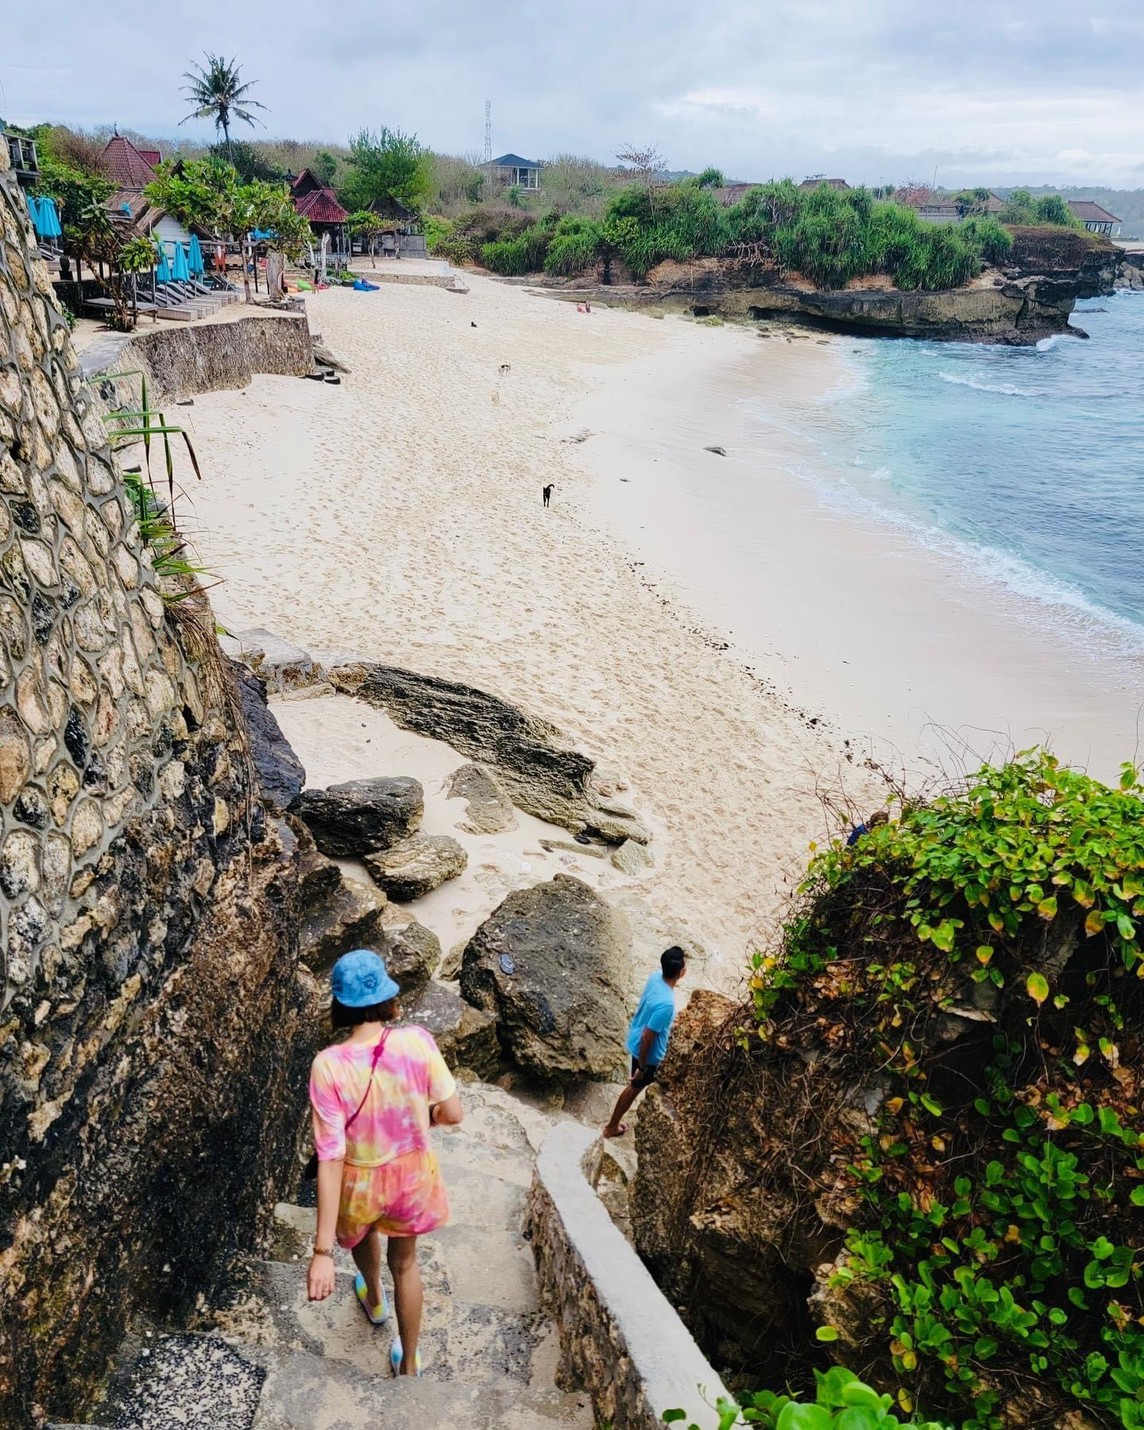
309, 1025, 456, 1167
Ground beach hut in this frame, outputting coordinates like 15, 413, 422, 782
290, 170, 349, 255
485, 153, 543, 192
1067, 201, 1122, 237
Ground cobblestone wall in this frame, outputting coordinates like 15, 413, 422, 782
0, 147, 310, 1427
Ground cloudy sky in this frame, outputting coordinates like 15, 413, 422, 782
4, 0, 1143, 186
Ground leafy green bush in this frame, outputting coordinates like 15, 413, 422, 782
480, 222, 551, 275
543, 216, 604, 276
751, 751, 1144, 1427
664, 1366, 949, 1430
959, 217, 1013, 267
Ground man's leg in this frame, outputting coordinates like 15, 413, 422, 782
350, 1227, 383, 1308
388, 1235, 423, 1374
603, 1062, 656, 1138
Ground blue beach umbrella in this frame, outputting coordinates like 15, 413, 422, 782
155, 245, 172, 284
172, 243, 190, 282
40, 197, 62, 239
187, 234, 204, 275
26, 193, 43, 232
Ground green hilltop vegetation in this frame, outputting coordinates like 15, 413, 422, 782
16, 117, 1127, 295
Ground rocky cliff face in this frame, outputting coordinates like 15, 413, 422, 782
538, 242, 1112, 343
0, 146, 310, 1427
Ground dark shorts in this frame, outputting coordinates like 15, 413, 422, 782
630, 1058, 660, 1091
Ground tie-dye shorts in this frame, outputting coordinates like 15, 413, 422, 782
335, 1146, 450, 1247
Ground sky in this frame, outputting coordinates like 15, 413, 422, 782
4, 0, 1144, 188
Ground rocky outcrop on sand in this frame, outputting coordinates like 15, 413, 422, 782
446, 761, 518, 834
408, 979, 501, 1077
331, 663, 649, 846
460, 875, 630, 1081
364, 832, 468, 900
538, 233, 1123, 344
234, 665, 306, 813
297, 834, 438, 992
291, 775, 424, 857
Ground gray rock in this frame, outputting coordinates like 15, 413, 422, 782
299, 873, 388, 974
363, 833, 467, 901
232, 664, 305, 813
291, 776, 423, 857
704, 445, 727, 456
460, 875, 630, 1081
440, 940, 466, 980
446, 762, 518, 834
407, 980, 500, 1077
223, 627, 316, 693
611, 838, 654, 875
382, 918, 441, 989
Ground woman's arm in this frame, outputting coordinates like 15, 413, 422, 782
430, 1092, 464, 1127
307, 1157, 343, 1301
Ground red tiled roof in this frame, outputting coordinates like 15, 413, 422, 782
293, 187, 348, 225
138, 148, 162, 168
101, 135, 158, 191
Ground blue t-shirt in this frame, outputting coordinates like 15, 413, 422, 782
625, 972, 677, 1066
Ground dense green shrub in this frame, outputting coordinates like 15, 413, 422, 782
480, 222, 551, 275
751, 751, 1144, 1428
543, 215, 605, 276
665, 1366, 949, 1430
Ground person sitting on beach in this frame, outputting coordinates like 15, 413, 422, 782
307, 949, 463, 1376
602, 946, 686, 1139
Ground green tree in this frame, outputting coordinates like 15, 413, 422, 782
341, 127, 431, 215
1033, 193, 1076, 226
180, 53, 266, 165
312, 149, 338, 187
209, 138, 282, 182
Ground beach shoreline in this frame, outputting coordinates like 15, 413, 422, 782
179, 274, 1138, 988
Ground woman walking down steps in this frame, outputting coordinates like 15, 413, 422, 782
307, 949, 463, 1376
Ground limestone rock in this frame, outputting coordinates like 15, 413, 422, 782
222, 627, 315, 692
445, 762, 517, 834
381, 918, 441, 990
611, 838, 654, 875
233, 664, 305, 813
407, 979, 500, 1078
460, 875, 630, 1081
298, 872, 387, 974
291, 776, 423, 857
364, 833, 467, 901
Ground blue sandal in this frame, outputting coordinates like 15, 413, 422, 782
354, 1272, 390, 1326
390, 1337, 424, 1376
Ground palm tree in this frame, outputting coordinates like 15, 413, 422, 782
180, 54, 265, 165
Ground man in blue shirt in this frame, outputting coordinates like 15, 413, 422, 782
603, 946, 687, 1139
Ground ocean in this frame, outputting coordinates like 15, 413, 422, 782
804, 291, 1144, 646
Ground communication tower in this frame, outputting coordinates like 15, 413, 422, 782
484, 101, 492, 165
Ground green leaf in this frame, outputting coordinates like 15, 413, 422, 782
1026, 971, 1049, 1005
815, 1326, 840, 1342
1130, 1187, 1144, 1206
662, 1413, 688, 1424
777, 1404, 834, 1430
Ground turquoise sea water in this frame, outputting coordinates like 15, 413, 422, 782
806, 290, 1144, 643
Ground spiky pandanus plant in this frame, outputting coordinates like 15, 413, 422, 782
179, 53, 265, 165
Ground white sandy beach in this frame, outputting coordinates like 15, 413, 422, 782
176, 272, 1141, 984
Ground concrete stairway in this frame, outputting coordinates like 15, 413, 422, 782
52, 1084, 597, 1430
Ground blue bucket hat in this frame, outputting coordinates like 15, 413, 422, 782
331, 949, 400, 1007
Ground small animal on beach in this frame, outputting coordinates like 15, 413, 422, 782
543, 484, 554, 507
499, 363, 511, 377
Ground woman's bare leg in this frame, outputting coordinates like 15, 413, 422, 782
387, 1235, 422, 1373
351, 1228, 384, 1308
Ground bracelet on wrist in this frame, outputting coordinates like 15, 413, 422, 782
312, 1247, 333, 1257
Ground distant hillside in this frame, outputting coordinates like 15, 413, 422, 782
995, 185, 1144, 239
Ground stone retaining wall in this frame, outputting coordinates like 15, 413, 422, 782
526, 1121, 731, 1430
0, 132, 309, 1428
104, 310, 313, 402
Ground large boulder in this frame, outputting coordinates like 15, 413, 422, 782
363, 834, 467, 901
446, 762, 518, 834
460, 875, 630, 1081
298, 866, 437, 994
290, 776, 423, 857
233, 665, 305, 813
407, 980, 500, 1078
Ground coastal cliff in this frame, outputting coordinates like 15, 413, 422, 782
0, 142, 311, 1427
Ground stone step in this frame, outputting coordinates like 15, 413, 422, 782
253, 1343, 593, 1428
52, 1331, 592, 1430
